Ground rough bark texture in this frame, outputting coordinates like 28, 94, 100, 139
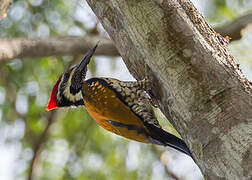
86, 0, 252, 179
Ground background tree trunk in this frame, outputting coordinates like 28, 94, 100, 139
86, 0, 252, 179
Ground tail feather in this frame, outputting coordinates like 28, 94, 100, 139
148, 125, 193, 158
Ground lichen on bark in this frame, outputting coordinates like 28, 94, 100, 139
86, 0, 252, 179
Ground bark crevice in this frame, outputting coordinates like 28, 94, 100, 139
86, 0, 252, 179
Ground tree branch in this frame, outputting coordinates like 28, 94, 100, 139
0, 35, 119, 61
215, 13, 252, 41
86, 0, 252, 179
0, 12, 251, 61
28, 111, 57, 180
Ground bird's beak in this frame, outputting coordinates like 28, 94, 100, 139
76, 43, 99, 72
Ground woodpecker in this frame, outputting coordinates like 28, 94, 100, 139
46, 44, 193, 158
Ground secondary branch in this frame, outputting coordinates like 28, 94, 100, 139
1, 12, 251, 61
215, 13, 252, 41
0, 36, 119, 61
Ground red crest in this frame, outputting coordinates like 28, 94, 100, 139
46, 76, 61, 111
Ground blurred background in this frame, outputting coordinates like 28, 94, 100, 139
0, 0, 251, 179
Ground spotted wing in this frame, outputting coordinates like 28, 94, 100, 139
101, 78, 161, 128
83, 78, 193, 158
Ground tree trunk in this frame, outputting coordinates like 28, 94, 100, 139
86, 0, 252, 179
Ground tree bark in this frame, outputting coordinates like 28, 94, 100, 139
86, 0, 252, 179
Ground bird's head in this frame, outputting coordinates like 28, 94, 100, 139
46, 44, 98, 111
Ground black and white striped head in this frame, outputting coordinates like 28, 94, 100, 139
46, 44, 98, 111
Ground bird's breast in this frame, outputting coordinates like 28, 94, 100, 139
82, 79, 150, 143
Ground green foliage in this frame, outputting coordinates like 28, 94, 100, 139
207, 0, 252, 25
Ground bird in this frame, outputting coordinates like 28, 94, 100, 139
46, 44, 193, 158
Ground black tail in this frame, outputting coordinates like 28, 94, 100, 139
147, 124, 194, 159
